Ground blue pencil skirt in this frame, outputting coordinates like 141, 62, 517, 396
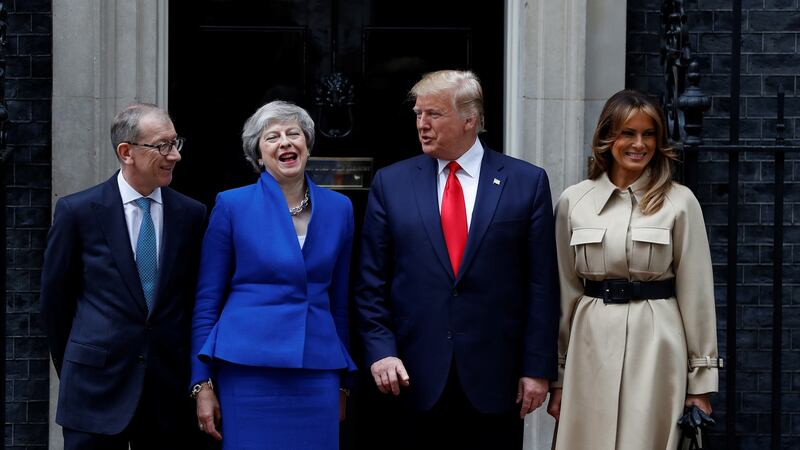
216, 362, 340, 450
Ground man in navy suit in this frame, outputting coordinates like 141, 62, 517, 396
40, 104, 207, 449
355, 70, 559, 449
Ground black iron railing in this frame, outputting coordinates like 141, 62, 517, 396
0, 2, 8, 448
661, 1, 796, 449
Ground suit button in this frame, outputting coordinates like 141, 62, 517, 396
138, 354, 145, 363
452, 289, 458, 297
447, 331, 453, 341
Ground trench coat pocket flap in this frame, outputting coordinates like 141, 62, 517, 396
570, 228, 606, 246
64, 341, 108, 368
631, 227, 671, 245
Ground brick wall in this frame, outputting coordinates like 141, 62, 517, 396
4, 0, 52, 448
627, 0, 799, 448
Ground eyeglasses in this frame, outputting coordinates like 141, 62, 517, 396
124, 137, 185, 155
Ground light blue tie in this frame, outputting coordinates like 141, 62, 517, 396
134, 197, 157, 311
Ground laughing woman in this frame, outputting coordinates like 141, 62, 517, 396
548, 90, 721, 449
190, 101, 357, 449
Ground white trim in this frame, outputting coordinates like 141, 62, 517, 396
50, 2, 169, 448
504, 0, 522, 160
157, 0, 169, 108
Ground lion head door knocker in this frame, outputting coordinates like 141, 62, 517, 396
314, 72, 355, 139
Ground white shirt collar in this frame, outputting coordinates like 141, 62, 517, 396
436, 137, 484, 177
117, 171, 163, 205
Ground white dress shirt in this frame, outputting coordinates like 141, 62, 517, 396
117, 171, 163, 264
436, 138, 484, 231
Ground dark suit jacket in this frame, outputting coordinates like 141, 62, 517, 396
355, 147, 559, 413
40, 173, 207, 434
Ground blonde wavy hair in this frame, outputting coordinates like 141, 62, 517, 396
409, 70, 485, 133
589, 90, 678, 215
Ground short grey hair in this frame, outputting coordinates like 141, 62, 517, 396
410, 70, 485, 133
110, 103, 170, 152
241, 101, 316, 173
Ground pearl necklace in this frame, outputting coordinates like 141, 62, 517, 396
289, 187, 310, 216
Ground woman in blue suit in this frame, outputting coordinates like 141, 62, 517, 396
191, 101, 357, 449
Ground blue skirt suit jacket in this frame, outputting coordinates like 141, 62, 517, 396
191, 171, 357, 386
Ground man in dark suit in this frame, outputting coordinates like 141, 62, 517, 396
40, 104, 207, 449
355, 70, 559, 449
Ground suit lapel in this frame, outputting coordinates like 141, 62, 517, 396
257, 171, 308, 283
301, 176, 320, 259
152, 188, 185, 313
457, 149, 505, 281
93, 175, 149, 315
413, 157, 454, 279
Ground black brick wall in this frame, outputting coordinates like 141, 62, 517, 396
4, 0, 52, 448
628, 1, 799, 449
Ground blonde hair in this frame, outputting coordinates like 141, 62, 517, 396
589, 90, 678, 215
409, 70, 485, 133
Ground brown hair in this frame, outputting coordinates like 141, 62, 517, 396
589, 90, 677, 214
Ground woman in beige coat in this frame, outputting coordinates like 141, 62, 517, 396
548, 90, 721, 449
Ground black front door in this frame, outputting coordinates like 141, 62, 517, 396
168, 0, 504, 206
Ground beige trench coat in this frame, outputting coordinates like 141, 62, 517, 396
553, 172, 720, 450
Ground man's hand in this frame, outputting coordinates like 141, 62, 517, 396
196, 388, 222, 441
370, 356, 410, 395
516, 376, 549, 418
547, 388, 562, 420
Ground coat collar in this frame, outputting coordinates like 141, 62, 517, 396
413, 146, 506, 282
94, 173, 149, 315
435, 137, 483, 178
456, 147, 505, 281
153, 187, 185, 312
593, 170, 651, 214
94, 172, 187, 316
413, 157, 453, 278
257, 170, 320, 260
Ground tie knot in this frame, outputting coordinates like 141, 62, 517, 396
134, 197, 152, 212
447, 161, 461, 175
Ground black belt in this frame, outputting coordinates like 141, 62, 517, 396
584, 279, 675, 304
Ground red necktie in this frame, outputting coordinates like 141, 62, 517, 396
441, 161, 467, 276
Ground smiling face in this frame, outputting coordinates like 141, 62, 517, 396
608, 110, 657, 188
259, 121, 309, 185
118, 112, 181, 196
413, 91, 477, 161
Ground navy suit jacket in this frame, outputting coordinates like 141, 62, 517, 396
190, 171, 357, 385
40, 173, 207, 434
356, 147, 559, 413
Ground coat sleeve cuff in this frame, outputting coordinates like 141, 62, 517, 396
687, 365, 720, 395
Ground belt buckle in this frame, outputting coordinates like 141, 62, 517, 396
603, 280, 631, 304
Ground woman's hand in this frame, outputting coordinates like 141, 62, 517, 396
196, 388, 222, 441
547, 388, 563, 421
685, 393, 712, 415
